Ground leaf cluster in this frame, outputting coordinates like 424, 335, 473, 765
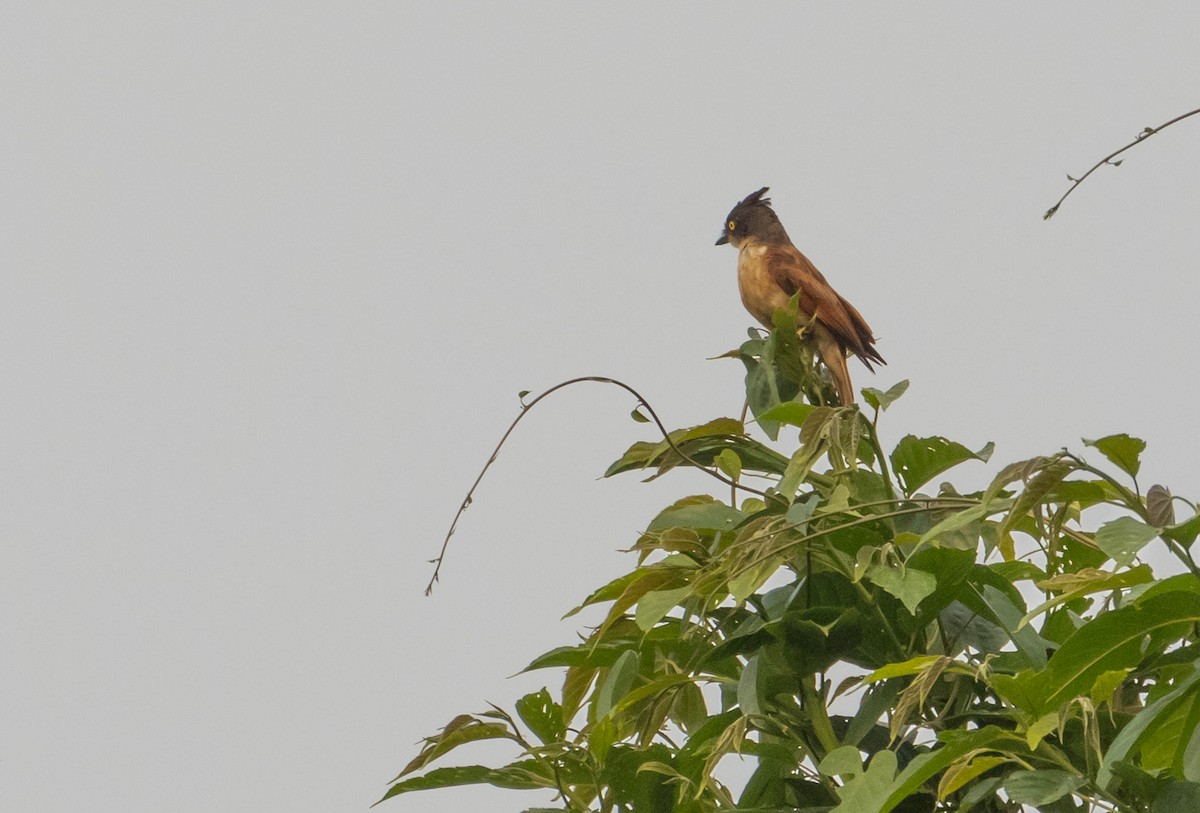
386, 328, 1200, 812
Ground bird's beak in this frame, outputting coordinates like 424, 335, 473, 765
715, 233, 729, 246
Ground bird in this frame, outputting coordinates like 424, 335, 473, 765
716, 186, 884, 406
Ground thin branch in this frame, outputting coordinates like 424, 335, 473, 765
425, 376, 769, 595
1044, 106, 1200, 220
862, 417, 897, 502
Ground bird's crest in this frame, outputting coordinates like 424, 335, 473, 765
736, 186, 772, 208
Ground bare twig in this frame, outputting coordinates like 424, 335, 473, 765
1041, 104, 1200, 221
424, 376, 771, 595
1044, 106, 1200, 220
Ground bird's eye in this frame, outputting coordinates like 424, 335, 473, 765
727, 220, 736, 231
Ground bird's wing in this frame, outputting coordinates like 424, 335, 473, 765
764, 245, 886, 369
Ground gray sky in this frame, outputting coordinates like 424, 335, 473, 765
3, 4, 1199, 811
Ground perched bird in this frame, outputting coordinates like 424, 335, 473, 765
716, 186, 884, 405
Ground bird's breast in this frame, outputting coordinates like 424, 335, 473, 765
736, 245, 804, 328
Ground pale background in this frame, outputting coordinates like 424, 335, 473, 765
3, 3, 1199, 811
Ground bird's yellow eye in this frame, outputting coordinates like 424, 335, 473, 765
727, 220, 736, 231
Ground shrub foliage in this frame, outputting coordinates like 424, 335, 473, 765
385, 315, 1200, 812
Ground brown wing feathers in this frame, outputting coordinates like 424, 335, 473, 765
765, 247, 884, 370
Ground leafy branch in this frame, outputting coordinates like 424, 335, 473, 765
396, 320, 1200, 813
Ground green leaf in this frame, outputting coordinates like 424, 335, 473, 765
866, 564, 937, 616
588, 715, 616, 763
562, 568, 643, 619
1002, 769, 1082, 806
1154, 781, 1200, 812
392, 716, 514, 780
714, 448, 742, 481
757, 401, 818, 428
1141, 689, 1200, 777
634, 526, 707, 559
604, 420, 788, 480
1024, 712, 1060, 750
1050, 478, 1118, 507
670, 681, 708, 734
737, 653, 764, 716
376, 761, 553, 804
865, 655, 946, 684
514, 688, 565, 745
819, 744, 865, 777
677, 417, 745, 442
1098, 664, 1200, 788
831, 750, 898, 813
630, 406, 649, 423
1085, 433, 1147, 478
883, 727, 1029, 813
739, 755, 793, 808
982, 456, 1045, 506
861, 379, 910, 412
888, 655, 951, 743
596, 649, 639, 720
676, 708, 742, 763
737, 332, 805, 440
844, 681, 902, 748
1184, 703, 1200, 781
600, 673, 696, 721
907, 546, 979, 620
769, 303, 813, 389
1165, 511, 1200, 548
647, 498, 744, 533
728, 558, 779, 604
603, 744, 676, 813
592, 567, 689, 643
785, 495, 818, 528
1139, 574, 1200, 603
990, 560, 1046, 584
635, 586, 691, 631
1096, 516, 1161, 568
977, 584, 1050, 670
890, 435, 994, 495
941, 601, 1009, 655
919, 500, 1007, 548
521, 644, 590, 672
1020, 565, 1154, 629
938, 755, 1009, 800
1090, 669, 1132, 705
778, 434, 828, 498
561, 663, 595, 724
1033, 593, 1200, 716
603, 440, 662, 477
847, 469, 890, 503
996, 459, 1073, 544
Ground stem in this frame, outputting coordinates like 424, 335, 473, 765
426, 376, 770, 594
1044, 106, 1200, 219
1163, 536, 1200, 579
800, 676, 841, 756
858, 412, 898, 501
1066, 455, 1147, 522
734, 400, 751, 507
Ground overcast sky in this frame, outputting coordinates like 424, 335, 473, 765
3, 4, 1199, 812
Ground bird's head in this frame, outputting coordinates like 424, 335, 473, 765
715, 186, 789, 248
